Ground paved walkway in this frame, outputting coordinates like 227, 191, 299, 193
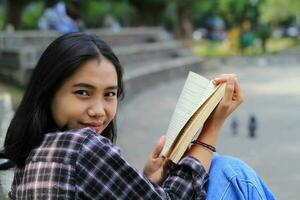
117, 56, 300, 200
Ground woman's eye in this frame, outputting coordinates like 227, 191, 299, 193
105, 92, 116, 97
75, 90, 89, 96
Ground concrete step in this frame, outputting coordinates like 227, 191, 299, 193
0, 47, 39, 69
123, 56, 204, 102
0, 27, 169, 49
115, 41, 183, 66
89, 27, 171, 47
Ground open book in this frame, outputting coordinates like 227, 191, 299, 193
161, 71, 226, 163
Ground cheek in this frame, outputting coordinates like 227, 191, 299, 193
107, 101, 117, 121
52, 96, 86, 127
51, 100, 70, 127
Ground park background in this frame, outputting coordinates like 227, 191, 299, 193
1, 0, 300, 199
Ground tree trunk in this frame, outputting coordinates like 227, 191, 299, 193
175, 6, 193, 39
129, 0, 165, 26
5, 0, 24, 30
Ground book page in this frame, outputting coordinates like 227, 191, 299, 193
161, 71, 216, 156
170, 83, 226, 163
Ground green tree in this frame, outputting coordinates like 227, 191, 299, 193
157, 0, 211, 39
128, 0, 166, 26
20, 2, 43, 29
5, 0, 41, 30
128, 0, 211, 39
81, 0, 130, 28
0, 0, 4, 30
172, 0, 197, 39
260, 0, 300, 26
217, 0, 264, 29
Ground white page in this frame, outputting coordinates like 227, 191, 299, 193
161, 71, 216, 155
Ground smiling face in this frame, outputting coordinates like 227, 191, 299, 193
51, 57, 118, 134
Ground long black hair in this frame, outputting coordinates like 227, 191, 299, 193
4, 32, 124, 167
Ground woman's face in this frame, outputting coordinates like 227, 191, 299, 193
51, 57, 118, 134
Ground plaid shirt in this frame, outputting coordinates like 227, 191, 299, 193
10, 128, 208, 199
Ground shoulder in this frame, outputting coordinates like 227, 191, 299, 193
28, 128, 113, 164
75, 128, 121, 161
44, 127, 111, 145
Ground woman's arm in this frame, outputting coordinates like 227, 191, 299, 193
186, 74, 243, 171
75, 130, 208, 199
144, 74, 243, 184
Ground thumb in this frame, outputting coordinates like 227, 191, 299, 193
152, 135, 166, 158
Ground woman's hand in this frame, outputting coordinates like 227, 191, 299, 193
197, 74, 243, 145
206, 74, 244, 129
188, 74, 243, 171
143, 136, 169, 185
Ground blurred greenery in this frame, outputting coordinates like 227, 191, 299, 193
0, 4, 4, 30
260, 0, 300, 25
192, 37, 298, 57
0, 0, 299, 33
20, 2, 43, 29
81, 0, 131, 28
0, 78, 24, 110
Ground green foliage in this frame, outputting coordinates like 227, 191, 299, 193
3, 0, 300, 31
81, 1, 107, 27
256, 28, 271, 40
239, 31, 256, 48
192, 37, 297, 57
162, 0, 212, 30
81, 0, 130, 28
217, 0, 260, 28
260, 0, 300, 25
0, 4, 4, 30
192, 0, 214, 17
169, 0, 262, 30
161, 2, 176, 30
20, 2, 43, 29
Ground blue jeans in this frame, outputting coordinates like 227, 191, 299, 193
206, 154, 276, 200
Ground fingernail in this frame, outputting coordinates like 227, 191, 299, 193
213, 78, 219, 85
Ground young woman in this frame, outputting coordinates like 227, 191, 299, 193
4, 32, 268, 199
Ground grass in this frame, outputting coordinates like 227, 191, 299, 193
191, 37, 299, 57
0, 78, 24, 110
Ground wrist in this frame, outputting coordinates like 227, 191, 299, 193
191, 140, 216, 153
196, 124, 222, 148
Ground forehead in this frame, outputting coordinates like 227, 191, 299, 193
65, 58, 118, 88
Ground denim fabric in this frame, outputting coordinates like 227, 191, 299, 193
206, 154, 276, 200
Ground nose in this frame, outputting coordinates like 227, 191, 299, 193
87, 100, 105, 118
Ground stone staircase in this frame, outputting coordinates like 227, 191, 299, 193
0, 27, 203, 94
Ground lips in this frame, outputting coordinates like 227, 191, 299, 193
80, 122, 104, 133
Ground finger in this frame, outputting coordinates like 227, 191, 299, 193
215, 75, 240, 99
222, 77, 235, 103
232, 76, 244, 102
213, 74, 237, 85
152, 135, 166, 158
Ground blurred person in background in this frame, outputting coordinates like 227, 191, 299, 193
38, 0, 84, 33
248, 114, 258, 138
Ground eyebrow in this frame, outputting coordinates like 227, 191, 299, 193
72, 83, 118, 90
